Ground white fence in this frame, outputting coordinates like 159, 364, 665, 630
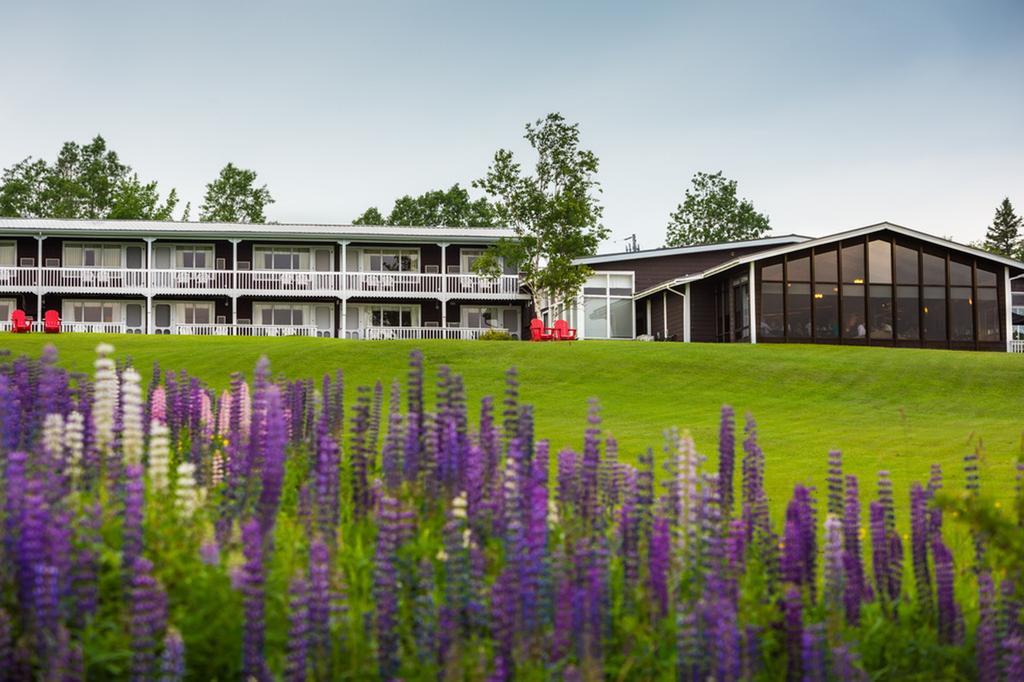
1012, 340, 1024, 353
173, 324, 324, 337
360, 326, 505, 340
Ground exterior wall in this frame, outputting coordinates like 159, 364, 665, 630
636, 291, 683, 341
589, 244, 778, 292
689, 279, 720, 343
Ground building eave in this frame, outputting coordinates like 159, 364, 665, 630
574, 234, 811, 266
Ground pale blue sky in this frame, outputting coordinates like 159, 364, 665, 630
1, 1, 1022, 248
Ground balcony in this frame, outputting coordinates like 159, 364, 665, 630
0, 266, 526, 299
359, 326, 506, 340
173, 324, 327, 337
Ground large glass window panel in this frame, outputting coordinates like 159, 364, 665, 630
609, 298, 632, 338
922, 286, 947, 340
842, 244, 865, 283
0, 244, 15, 266
400, 309, 412, 327
895, 286, 920, 340
382, 309, 401, 327
584, 297, 608, 339
103, 247, 120, 267
869, 285, 893, 339
976, 265, 998, 287
273, 308, 291, 325
787, 255, 810, 281
842, 284, 866, 339
759, 282, 784, 337
609, 274, 633, 296
868, 239, 892, 284
761, 262, 783, 282
950, 287, 973, 341
922, 252, 945, 285
293, 309, 303, 325
83, 248, 97, 267
583, 274, 607, 295
949, 258, 972, 286
84, 304, 101, 322
813, 249, 838, 282
976, 288, 1000, 341
786, 282, 811, 337
813, 284, 839, 338
894, 244, 919, 283
262, 309, 273, 325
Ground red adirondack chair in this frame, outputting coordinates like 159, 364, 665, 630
10, 309, 31, 333
43, 310, 61, 334
529, 318, 553, 341
552, 318, 577, 341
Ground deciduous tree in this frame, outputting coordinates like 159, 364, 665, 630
199, 163, 274, 223
665, 171, 770, 246
472, 113, 607, 312
352, 184, 495, 227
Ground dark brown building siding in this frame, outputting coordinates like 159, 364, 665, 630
589, 244, 779, 292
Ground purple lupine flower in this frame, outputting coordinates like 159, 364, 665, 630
257, 386, 287, 539
0, 608, 12, 674
910, 483, 932, 617
1004, 577, 1023, 645
1004, 636, 1024, 682
583, 538, 610, 664
933, 538, 957, 645
490, 566, 517, 680
783, 485, 816, 597
801, 623, 826, 682
550, 567, 573, 664
17, 478, 48, 611
823, 515, 845, 616
783, 585, 803, 681
580, 399, 602, 526
741, 413, 765, 539
308, 538, 331, 668
284, 577, 309, 682
619, 465, 640, 592
3, 451, 26, 587
374, 494, 402, 680
718, 405, 736, 515
350, 386, 371, 519
412, 559, 437, 666
240, 519, 266, 681
129, 557, 167, 682
831, 644, 869, 681
676, 608, 701, 682
71, 502, 102, 624
123, 464, 145, 578
707, 598, 741, 682
976, 571, 999, 681
314, 433, 340, 547
522, 441, 550, 634
33, 564, 60, 659
160, 628, 185, 682
869, 501, 890, 607
403, 411, 422, 485
367, 379, 383, 457
725, 517, 746, 594
842, 475, 864, 624
781, 514, 803, 588
649, 513, 671, 617
382, 399, 404, 491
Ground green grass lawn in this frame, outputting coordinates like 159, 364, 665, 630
3, 334, 1022, 525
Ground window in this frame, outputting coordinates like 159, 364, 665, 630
922, 286, 947, 341
868, 239, 892, 284
0, 298, 16, 321
760, 282, 784, 338
65, 300, 117, 323
255, 246, 311, 271
64, 243, 122, 268
895, 286, 920, 340
813, 249, 838, 282
0, 243, 15, 267
950, 287, 973, 341
976, 265, 998, 287
367, 305, 418, 327
256, 303, 313, 326
949, 257, 972, 287
787, 255, 810, 282
894, 244, 919, 284
461, 249, 485, 272
841, 243, 865, 284
976, 288, 1000, 342
1013, 292, 1024, 340
181, 303, 213, 325
177, 245, 213, 269
363, 248, 419, 272
786, 282, 811, 338
462, 305, 520, 331
869, 285, 893, 339
814, 284, 839, 338
761, 261, 783, 282
922, 252, 945, 285
842, 284, 866, 339
582, 272, 634, 339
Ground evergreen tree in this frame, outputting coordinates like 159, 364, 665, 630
983, 198, 1021, 258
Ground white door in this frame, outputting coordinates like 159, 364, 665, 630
125, 303, 144, 334
315, 304, 333, 338
154, 303, 172, 334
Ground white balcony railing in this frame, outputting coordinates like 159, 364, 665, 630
235, 271, 340, 293
345, 272, 444, 295
174, 323, 324, 337
40, 267, 148, 291
360, 326, 504, 340
150, 269, 234, 291
1011, 340, 1024, 353
445, 273, 521, 296
0, 267, 38, 288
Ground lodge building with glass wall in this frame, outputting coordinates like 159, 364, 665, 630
569, 222, 1023, 351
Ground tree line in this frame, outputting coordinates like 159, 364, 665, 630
0, 136, 274, 224
0, 124, 1019, 308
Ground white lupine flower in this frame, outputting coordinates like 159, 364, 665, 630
43, 413, 65, 461
547, 498, 560, 526
674, 429, 701, 562
451, 491, 468, 519
64, 411, 84, 482
92, 344, 119, 454
211, 451, 225, 486
148, 419, 171, 493
121, 367, 144, 466
462, 528, 472, 548
176, 461, 201, 515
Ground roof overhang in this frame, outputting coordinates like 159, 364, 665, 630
574, 234, 810, 266
0, 218, 514, 244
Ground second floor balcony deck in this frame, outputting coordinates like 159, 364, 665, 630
0, 266, 525, 299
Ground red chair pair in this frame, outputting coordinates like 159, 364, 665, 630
529, 318, 577, 341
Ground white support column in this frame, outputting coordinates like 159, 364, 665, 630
340, 298, 347, 339
144, 237, 154, 291
662, 290, 668, 338
230, 296, 237, 328
439, 242, 449, 328
1005, 266, 1012, 352
146, 296, 153, 335
646, 298, 652, 335
35, 235, 45, 321
749, 262, 758, 344
683, 283, 692, 342
339, 241, 349, 293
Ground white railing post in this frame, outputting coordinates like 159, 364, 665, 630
146, 295, 153, 335
1005, 266, 1012, 353
749, 261, 758, 344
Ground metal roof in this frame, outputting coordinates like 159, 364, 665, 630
574, 234, 810, 265
0, 217, 514, 243
633, 222, 1024, 298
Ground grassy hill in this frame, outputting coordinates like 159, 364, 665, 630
3, 334, 1022, 523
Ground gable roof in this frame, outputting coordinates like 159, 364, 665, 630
633, 222, 1024, 298
574, 234, 810, 265
0, 217, 513, 243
